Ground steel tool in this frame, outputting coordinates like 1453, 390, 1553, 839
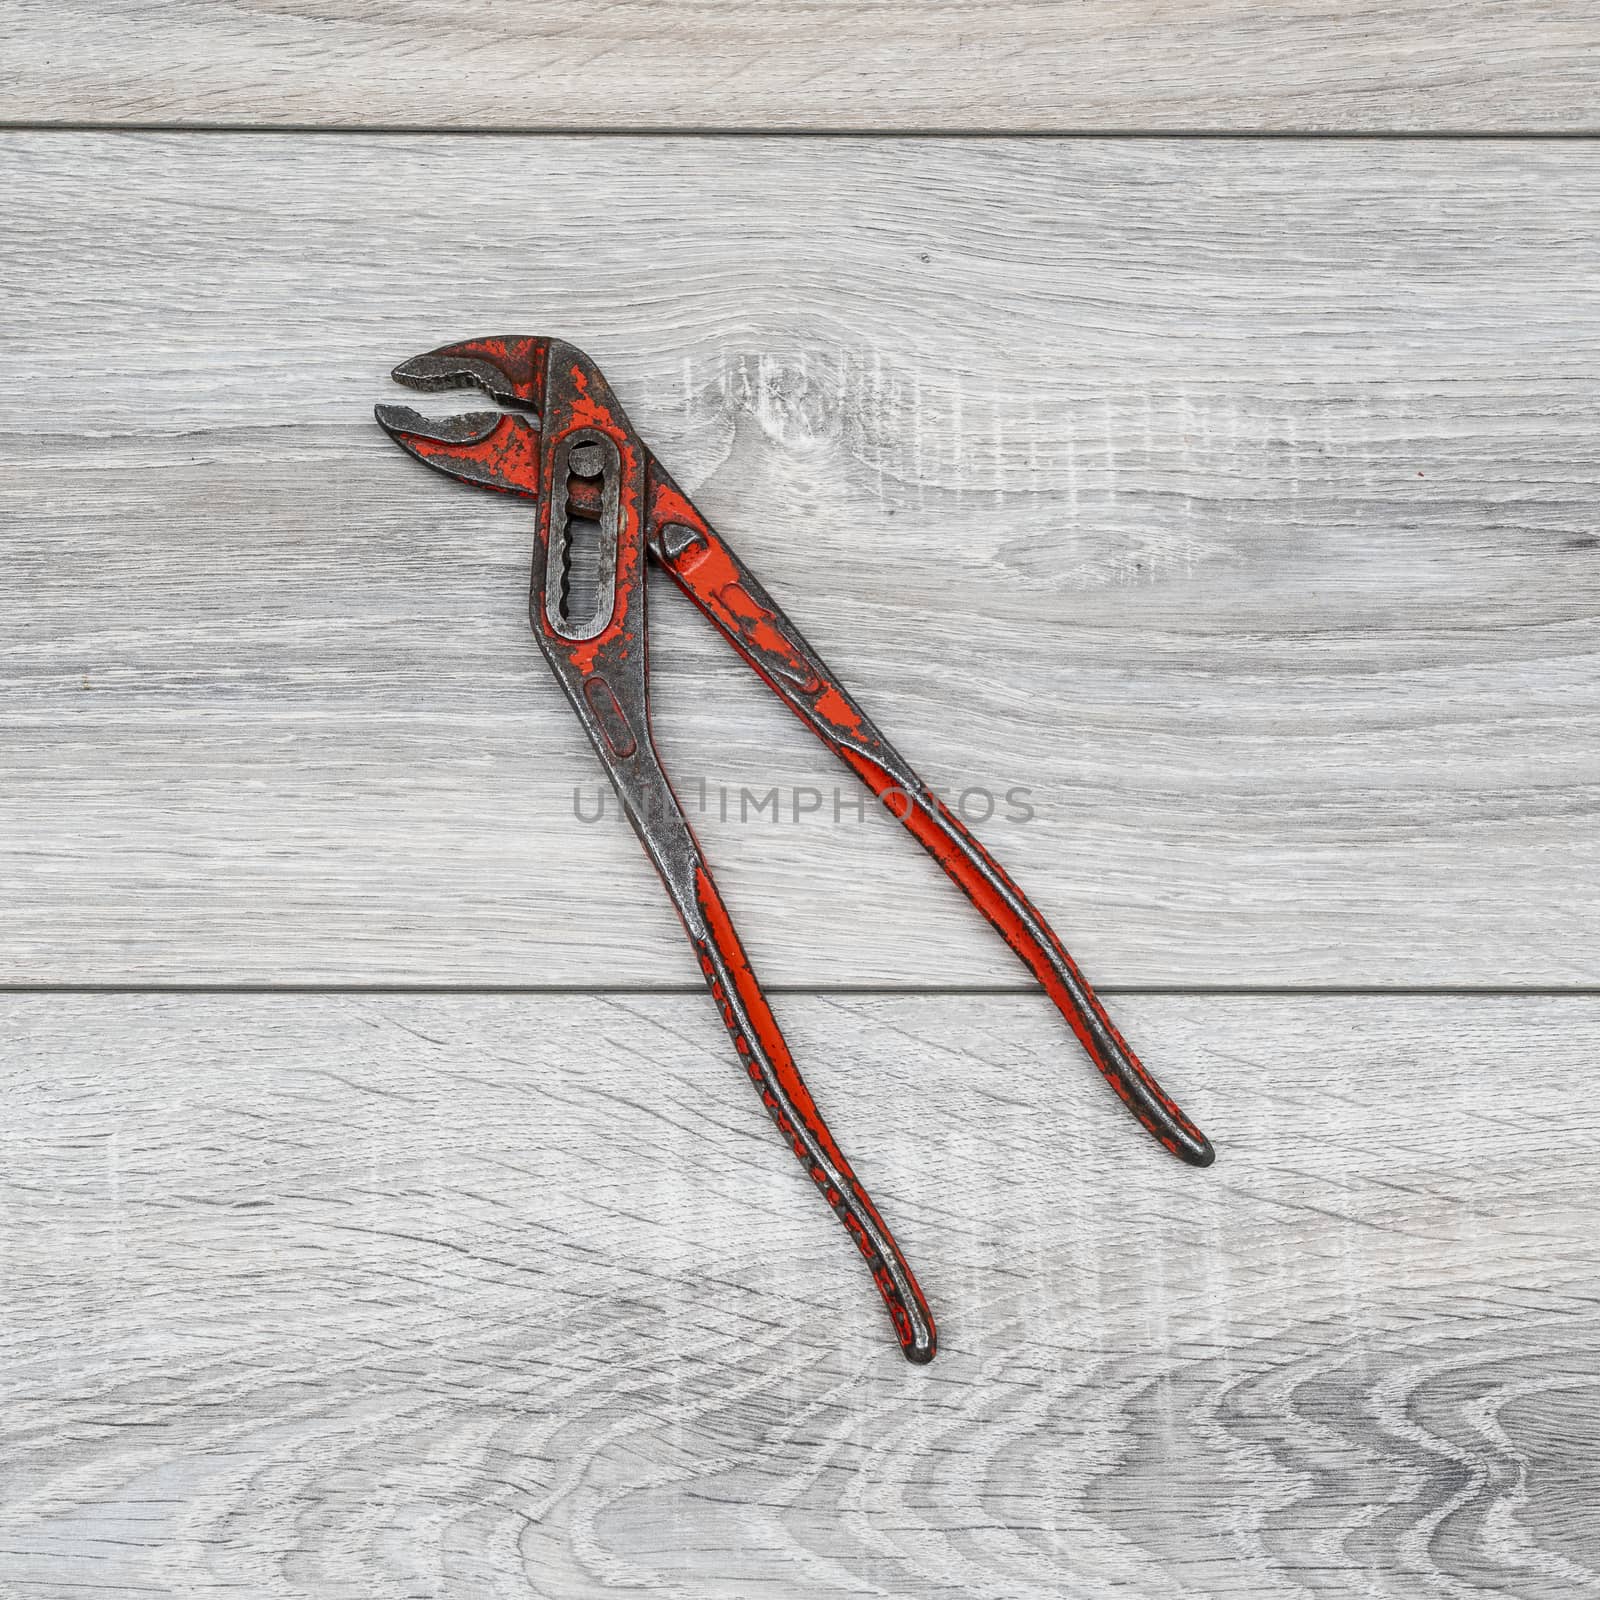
377, 335, 1213, 1363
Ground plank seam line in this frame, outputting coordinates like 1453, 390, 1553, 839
0, 984, 1596, 999
2, 122, 1599, 141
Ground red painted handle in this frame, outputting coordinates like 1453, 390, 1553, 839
845, 778, 1211, 1166
687, 865, 937, 1362
646, 474, 1212, 1167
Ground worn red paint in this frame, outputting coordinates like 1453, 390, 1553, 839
693, 864, 934, 1355
377, 333, 1214, 1365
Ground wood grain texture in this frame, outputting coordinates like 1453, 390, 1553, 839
2, 1, 1598, 132
3, 993, 1597, 1597
4, 135, 1600, 988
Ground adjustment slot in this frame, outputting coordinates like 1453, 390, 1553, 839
544, 430, 621, 641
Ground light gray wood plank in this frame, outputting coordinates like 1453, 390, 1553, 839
4, 135, 1599, 987
2, 2, 1598, 131
3, 993, 1597, 1597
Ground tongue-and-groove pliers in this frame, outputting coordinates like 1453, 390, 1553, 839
377, 335, 1213, 1363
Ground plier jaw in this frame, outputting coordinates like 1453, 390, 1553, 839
375, 336, 549, 496
391, 334, 549, 410
376, 336, 1214, 1365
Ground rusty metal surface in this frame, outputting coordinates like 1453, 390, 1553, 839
377, 335, 1214, 1361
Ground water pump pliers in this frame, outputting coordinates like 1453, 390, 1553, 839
376, 336, 1213, 1363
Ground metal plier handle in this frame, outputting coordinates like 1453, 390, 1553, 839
377, 336, 1213, 1363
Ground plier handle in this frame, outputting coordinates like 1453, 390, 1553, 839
378, 336, 1212, 1363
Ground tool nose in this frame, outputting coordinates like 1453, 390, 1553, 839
373, 405, 503, 443
375, 335, 554, 496
389, 335, 551, 410
374, 403, 543, 497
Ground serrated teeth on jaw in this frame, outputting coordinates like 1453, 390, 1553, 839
373, 404, 503, 443
390, 354, 515, 399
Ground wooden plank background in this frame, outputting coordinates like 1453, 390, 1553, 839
3, 9, 1599, 1598
5, 135, 1598, 988
5, 994, 1598, 1598
2, 2, 1599, 131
